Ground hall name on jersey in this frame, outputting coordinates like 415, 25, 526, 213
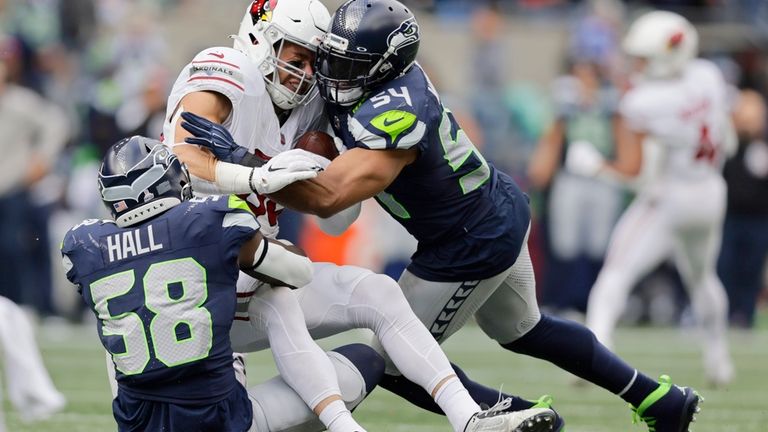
103, 223, 164, 263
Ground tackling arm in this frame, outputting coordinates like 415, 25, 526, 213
170, 91, 318, 195
171, 91, 252, 196
171, 91, 230, 184
238, 232, 312, 289
268, 146, 418, 218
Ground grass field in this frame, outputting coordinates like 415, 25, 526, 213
4, 322, 768, 431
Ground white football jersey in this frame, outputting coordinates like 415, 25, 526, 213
164, 46, 328, 237
620, 59, 731, 183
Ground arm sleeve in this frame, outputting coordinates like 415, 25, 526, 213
315, 203, 361, 236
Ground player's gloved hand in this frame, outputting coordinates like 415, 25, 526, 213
181, 111, 251, 164
250, 151, 322, 194
565, 140, 605, 177
271, 149, 332, 171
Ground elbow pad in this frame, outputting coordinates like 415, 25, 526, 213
252, 239, 313, 288
315, 203, 361, 236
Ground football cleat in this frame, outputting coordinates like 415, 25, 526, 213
464, 398, 557, 432
19, 390, 66, 423
530, 395, 565, 432
630, 375, 702, 432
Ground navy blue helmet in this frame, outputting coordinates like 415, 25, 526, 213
98, 136, 192, 227
315, 0, 420, 106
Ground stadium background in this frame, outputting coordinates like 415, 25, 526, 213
0, 0, 767, 430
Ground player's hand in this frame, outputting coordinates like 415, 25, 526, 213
565, 140, 605, 177
250, 150, 322, 194
181, 111, 251, 164
270, 149, 331, 171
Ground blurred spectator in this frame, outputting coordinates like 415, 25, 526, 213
0, 51, 68, 314
718, 88, 768, 328
58, 0, 97, 50
528, 59, 623, 315
116, 66, 169, 139
568, 0, 624, 76
467, 5, 518, 174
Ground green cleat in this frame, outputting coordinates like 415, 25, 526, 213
631, 375, 702, 432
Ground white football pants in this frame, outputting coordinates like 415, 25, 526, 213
242, 283, 345, 412
585, 176, 733, 385
231, 262, 459, 408
0, 296, 65, 421
247, 350, 369, 432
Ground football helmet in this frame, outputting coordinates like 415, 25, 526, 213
233, 0, 330, 110
623, 10, 698, 79
98, 136, 192, 228
315, 0, 420, 106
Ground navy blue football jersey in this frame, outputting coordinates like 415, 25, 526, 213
61, 195, 259, 404
327, 64, 531, 281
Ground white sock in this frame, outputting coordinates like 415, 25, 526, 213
318, 399, 366, 432
434, 377, 480, 432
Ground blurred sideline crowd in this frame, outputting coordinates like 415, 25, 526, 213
1, 0, 767, 330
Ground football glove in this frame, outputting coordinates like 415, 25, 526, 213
250, 154, 321, 194
181, 111, 251, 164
565, 140, 605, 177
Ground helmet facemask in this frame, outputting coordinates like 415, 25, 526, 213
315, 3, 420, 107
263, 35, 320, 110
316, 33, 400, 107
233, 0, 330, 110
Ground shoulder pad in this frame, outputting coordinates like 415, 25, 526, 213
348, 71, 432, 150
186, 47, 255, 97
188, 195, 259, 230
61, 219, 114, 254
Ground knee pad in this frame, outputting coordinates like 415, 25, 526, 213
249, 346, 380, 432
351, 273, 409, 316
331, 343, 385, 395
248, 285, 300, 330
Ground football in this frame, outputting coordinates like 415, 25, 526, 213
294, 131, 339, 161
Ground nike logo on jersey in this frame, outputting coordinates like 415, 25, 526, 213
208, 52, 225, 59
383, 116, 405, 127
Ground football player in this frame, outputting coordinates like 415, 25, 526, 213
183, 1, 704, 431
61, 136, 381, 432
167, 1, 557, 431
0, 295, 66, 425
577, 10, 734, 387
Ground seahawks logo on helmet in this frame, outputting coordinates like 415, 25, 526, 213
387, 18, 420, 54
250, 0, 277, 24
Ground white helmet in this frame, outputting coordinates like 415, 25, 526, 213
233, 0, 330, 110
622, 10, 698, 79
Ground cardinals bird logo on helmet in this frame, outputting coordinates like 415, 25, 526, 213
250, 0, 277, 23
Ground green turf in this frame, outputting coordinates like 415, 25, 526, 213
4, 323, 768, 431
